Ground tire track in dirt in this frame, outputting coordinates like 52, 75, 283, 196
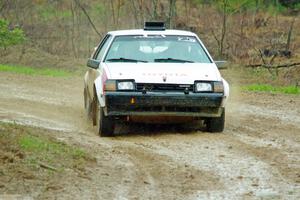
111, 144, 223, 199
114, 132, 292, 199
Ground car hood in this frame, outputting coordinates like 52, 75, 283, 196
104, 62, 221, 84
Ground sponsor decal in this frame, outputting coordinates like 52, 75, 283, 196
142, 73, 187, 77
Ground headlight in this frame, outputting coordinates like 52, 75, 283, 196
195, 82, 212, 92
117, 80, 135, 90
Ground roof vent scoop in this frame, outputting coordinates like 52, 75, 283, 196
144, 22, 165, 31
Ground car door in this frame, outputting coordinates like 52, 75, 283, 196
87, 34, 112, 100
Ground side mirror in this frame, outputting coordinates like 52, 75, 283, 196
215, 61, 227, 69
87, 58, 100, 69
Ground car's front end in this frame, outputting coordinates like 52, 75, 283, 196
102, 63, 227, 119
85, 22, 229, 136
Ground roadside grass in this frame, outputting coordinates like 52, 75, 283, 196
19, 135, 86, 160
242, 84, 300, 95
0, 122, 93, 172
0, 64, 72, 77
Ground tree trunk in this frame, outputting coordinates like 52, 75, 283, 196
168, 0, 176, 29
286, 16, 296, 51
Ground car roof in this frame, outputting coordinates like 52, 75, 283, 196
107, 29, 197, 37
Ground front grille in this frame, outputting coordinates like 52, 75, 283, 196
136, 83, 193, 92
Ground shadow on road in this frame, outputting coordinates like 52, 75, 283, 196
114, 120, 207, 137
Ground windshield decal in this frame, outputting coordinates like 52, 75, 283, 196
178, 37, 196, 42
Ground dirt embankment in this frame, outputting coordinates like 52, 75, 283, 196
0, 72, 299, 199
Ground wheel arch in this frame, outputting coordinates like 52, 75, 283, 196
94, 76, 106, 107
221, 78, 229, 107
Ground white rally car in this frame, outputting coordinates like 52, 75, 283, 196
84, 22, 229, 137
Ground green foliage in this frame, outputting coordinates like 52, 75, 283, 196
267, 2, 287, 15
193, 0, 291, 13
93, 3, 105, 15
195, 0, 262, 14
38, 5, 72, 21
279, 0, 300, 8
0, 122, 92, 172
91, 2, 107, 21
0, 64, 71, 77
192, 0, 213, 5
19, 135, 86, 159
0, 19, 25, 48
243, 84, 299, 94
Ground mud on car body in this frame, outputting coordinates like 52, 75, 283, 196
84, 22, 229, 137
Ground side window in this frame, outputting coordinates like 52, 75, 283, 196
93, 35, 112, 61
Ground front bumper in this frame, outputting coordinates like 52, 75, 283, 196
105, 91, 224, 117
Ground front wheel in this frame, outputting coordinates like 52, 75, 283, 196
206, 108, 225, 133
95, 101, 115, 137
84, 88, 92, 118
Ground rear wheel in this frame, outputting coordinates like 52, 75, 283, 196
206, 108, 225, 133
94, 99, 115, 137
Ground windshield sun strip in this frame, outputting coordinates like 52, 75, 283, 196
103, 35, 212, 63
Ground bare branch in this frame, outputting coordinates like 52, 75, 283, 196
286, 16, 296, 51
0, 0, 9, 19
39, 162, 57, 171
269, 54, 277, 64
257, 49, 267, 64
246, 62, 300, 69
110, 0, 116, 26
211, 29, 220, 47
73, 0, 101, 37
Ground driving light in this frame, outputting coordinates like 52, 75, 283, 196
195, 82, 212, 92
117, 81, 135, 90
213, 81, 224, 93
105, 80, 117, 91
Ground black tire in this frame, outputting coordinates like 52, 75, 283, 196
206, 108, 225, 133
84, 88, 92, 118
94, 100, 115, 137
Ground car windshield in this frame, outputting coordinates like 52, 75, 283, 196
104, 35, 212, 63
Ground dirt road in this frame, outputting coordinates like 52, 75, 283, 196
0, 72, 299, 199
